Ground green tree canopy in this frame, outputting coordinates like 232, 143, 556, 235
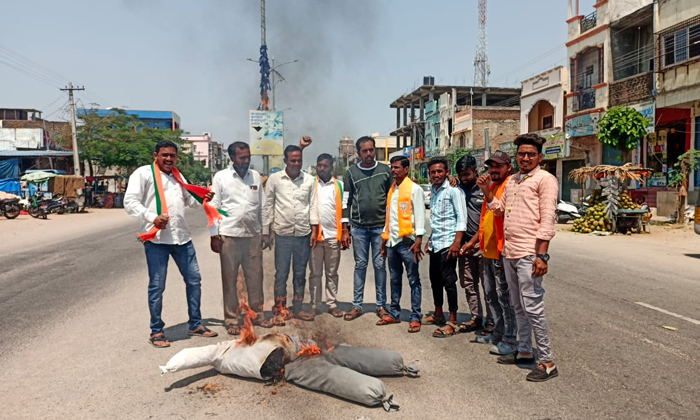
596, 106, 649, 164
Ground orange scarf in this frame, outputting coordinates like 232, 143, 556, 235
315, 176, 343, 242
478, 175, 511, 257
382, 178, 414, 240
137, 162, 226, 242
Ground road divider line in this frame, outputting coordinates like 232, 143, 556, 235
634, 302, 700, 326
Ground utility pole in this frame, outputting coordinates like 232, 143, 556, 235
61, 82, 85, 177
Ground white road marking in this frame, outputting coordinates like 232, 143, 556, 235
635, 302, 700, 326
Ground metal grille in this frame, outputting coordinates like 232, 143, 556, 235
581, 10, 597, 34
657, 14, 700, 69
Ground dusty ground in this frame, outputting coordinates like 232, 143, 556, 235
1, 209, 699, 419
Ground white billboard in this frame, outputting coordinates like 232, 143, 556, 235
249, 110, 283, 156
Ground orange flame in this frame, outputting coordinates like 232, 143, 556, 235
235, 273, 258, 346
237, 301, 259, 346
296, 343, 322, 358
274, 297, 291, 321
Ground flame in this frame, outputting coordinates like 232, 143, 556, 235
327, 346, 335, 352
274, 297, 291, 321
296, 343, 322, 358
235, 273, 258, 346
237, 301, 259, 346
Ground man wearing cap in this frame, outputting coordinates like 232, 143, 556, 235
473, 150, 518, 357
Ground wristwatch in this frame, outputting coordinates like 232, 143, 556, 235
536, 253, 550, 263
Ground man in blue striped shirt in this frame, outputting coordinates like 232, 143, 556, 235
424, 156, 468, 338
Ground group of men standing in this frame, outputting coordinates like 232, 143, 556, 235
124, 131, 559, 383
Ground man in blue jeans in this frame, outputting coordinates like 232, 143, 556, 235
378, 156, 426, 332
341, 136, 393, 321
124, 140, 218, 348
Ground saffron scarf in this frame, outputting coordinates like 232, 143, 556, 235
382, 178, 414, 241
315, 176, 343, 242
137, 162, 227, 242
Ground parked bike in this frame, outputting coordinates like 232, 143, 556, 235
556, 200, 582, 224
25, 192, 67, 219
1, 197, 21, 219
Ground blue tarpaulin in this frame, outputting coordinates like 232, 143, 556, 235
0, 179, 21, 196
0, 159, 19, 179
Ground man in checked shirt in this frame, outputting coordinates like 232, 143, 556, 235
477, 133, 559, 382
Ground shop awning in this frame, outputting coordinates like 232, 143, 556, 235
0, 150, 74, 158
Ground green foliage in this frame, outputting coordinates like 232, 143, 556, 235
668, 149, 700, 188
446, 147, 475, 174
596, 107, 649, 163
71, 108, 211, 183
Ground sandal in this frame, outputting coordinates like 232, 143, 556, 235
422, 314, 446, 325
376, 307, 389, 318
296, 310, 316, 322
149, 333, 170, 348
344, 308, 362, 321
459, 316, 482, 333
272, 315, 286, 327
376, 315, 400, 326
408, 321, 421, 333
188, 326, 218, 337
329, 307, 345, 318
252, 316, 273, 329
227, 325, 241, 335
433, 322, 458, 338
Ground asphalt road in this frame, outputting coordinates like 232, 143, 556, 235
1, 210, 699, 419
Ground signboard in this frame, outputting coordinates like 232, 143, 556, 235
630, 102, 655, 134
269, 155, 284, 173
543, 133, 568, 160
565, 113, 600, 138
249, 110, 284, 156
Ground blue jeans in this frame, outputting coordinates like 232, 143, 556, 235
274, 234, 311, 313
144, 241, 203, 335
387, 239, 422, 322
351, 226, 387, 311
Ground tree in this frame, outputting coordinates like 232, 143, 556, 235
446, 147, 475, 175
668, 149, 700, 224
596, 106, 649, 164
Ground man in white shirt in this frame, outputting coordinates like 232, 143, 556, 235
308, 153, 345, 318
209, 142, 272, 335
262, 145, 319, 324
124, 140, 218, 348
378, 156, 426, 332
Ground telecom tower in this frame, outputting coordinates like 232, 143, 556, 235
473, 0, 490, 87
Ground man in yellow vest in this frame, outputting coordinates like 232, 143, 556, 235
308, 153, 346, 318
378, 156, 426, 332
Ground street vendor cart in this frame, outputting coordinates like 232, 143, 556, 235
569, 163, 651, 235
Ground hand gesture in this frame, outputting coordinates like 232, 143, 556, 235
154, 214, 169, 229
262, 234, 273, 250
380, 240, 387, 259
409, 238, 424, 262
341, 229, 352, 250
299, 136, 313, 150
533, 257, 548, 277
204, 190, 215, 202
476, 174, 491, 194
447, 241, 461, 260
310, 234, 318, 250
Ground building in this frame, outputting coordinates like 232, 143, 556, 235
371, 133, 400, 163
654, 0, 700, 207
0, 107, 73, 179
79, 109, 181, 131
519, 66, 577, 200
338, 135, 356, 170
181, 132, 226, 172
389, 77, 520, 177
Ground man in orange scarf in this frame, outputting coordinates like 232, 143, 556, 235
474, 151, 518, 356
308, 153, 345, 318
124, 141, 218, 348
378, 156, 426, 332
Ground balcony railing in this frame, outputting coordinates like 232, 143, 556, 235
572, 88, 596, 112
580, 10, 597, 33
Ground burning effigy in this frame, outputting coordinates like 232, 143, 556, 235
160, 312, 418, 411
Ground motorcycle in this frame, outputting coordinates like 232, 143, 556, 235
556, 200, 582, 224
1, 196, 21, 219
25, 192, 67, 219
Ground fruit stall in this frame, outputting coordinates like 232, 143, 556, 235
569, 164, 651, 234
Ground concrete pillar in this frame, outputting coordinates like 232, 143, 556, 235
403, 105, 408, 128
481, 93, 487, 106
396, 107, 401, 129
419, 96, 424, 121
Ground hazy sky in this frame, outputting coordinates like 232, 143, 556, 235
1, 0, 573, 161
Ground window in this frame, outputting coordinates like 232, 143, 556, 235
663, 24, 700, 68
542, 115, 553, 129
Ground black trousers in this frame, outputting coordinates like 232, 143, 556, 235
429, 248, 459, 312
